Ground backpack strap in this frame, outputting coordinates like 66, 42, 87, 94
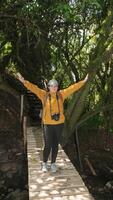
43, 92, 49, 108
57, 91, 63, 103
43, 91, 63, 107
41, 91, 63, 123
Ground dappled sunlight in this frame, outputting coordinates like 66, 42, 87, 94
30, 184, 37, 190
29, 182, 93, 199
27, 127, 94, 200
29, 173, 90, 197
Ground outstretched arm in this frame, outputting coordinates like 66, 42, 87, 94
60, 74, 89, 100
16, 73, 46, 100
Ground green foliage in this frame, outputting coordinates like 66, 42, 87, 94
1, 0, 113, 143
0, 42, 11, 61
85, 114, 104, 128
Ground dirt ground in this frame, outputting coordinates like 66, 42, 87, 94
63, 128, 113, 200
81, 149, 113, 200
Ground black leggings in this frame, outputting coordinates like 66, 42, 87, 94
43, 123, 64, 163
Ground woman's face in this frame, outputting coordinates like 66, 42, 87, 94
49, 85, 58, 93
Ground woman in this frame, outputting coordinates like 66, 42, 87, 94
17, 73, 88, 172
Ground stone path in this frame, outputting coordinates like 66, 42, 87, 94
27, 126, 94, 200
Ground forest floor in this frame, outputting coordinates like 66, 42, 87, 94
64, 128, 113, 200
80, 149, 113, 200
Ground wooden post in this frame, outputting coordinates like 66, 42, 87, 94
20, 94, 27, 155
20, 94, 24, 122
23, 116, 27, 155
74, 127, 83, 172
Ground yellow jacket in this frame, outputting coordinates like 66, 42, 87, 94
24, 80, 85, 125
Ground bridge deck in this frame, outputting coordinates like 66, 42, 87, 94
27, 126, 94, 200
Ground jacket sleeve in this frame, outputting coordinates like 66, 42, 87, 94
23, 80, 46, 101
60, 80, 85, 100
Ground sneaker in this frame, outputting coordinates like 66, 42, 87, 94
42, 162, 48, 172
51, 163, 57, 173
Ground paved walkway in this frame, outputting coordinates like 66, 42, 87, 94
27, 126, 94, 200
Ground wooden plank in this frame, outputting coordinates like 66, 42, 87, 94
27, 127, 94, 200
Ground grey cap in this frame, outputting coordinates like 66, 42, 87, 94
48, 79, 58, 87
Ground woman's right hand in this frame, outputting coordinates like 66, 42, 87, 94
84, 74, 89, 83
16, 73, 24, 83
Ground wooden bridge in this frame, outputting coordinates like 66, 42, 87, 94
27, 126, 94, 200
